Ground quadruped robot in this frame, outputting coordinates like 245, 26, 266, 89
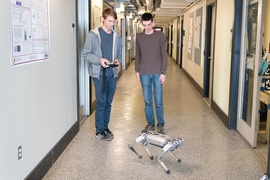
128, 131, 184, 174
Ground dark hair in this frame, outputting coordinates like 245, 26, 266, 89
102, 8, 117, 20
141, 13, 153, 22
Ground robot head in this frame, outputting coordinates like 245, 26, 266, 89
173, 138, 184, 148
177, 138, 184, 146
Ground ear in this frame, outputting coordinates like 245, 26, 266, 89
152, 22, 155, 28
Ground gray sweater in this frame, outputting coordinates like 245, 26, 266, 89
82, 27, 122, 79
135, 31, 168, 74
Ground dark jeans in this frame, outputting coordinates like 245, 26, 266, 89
93, 75, 117, 133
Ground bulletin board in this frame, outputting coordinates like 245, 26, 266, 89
187, 13, 194, 60
194, 7, 203, 66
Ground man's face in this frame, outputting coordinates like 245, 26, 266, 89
102, 15, 116, 30
142, 20, 154, 34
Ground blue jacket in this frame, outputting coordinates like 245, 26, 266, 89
82, 27, 122, 79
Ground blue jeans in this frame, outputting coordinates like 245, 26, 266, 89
140, 74, 165, 127
93, 75, 117, 133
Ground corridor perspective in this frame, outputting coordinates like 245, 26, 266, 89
43, 58, 265, 180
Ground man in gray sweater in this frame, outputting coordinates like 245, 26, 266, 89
83, 8, 122, 141
135, 13, 168, 134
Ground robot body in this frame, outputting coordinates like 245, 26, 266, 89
128, 131, 184, 174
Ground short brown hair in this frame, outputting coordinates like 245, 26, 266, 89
102, 8, 117, 20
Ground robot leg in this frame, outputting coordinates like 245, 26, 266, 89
128, 141, 142, 159
142, 142, 154, 160
128, 134, 147, 159
156, 150, 170, 174
168, 150, 181, 163
156, 142, 182, 174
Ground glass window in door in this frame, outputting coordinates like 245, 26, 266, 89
241, 1, 258, 125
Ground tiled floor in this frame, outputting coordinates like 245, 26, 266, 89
43, 58, 267, 180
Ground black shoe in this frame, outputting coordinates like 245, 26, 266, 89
105, 128, 114, 139
95, 130, 112, 141
157, 125, 164, 134
141, 124, 155, 133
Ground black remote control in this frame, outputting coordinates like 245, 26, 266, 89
105, 62, 119, 67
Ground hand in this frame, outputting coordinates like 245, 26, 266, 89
114, 59, 120, 68
136, 72, 140, 82
100, 58, 110, 68
160, 74, 166, 84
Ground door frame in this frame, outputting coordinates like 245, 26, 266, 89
170, 24, 173, 57
203, 3, 216, 98
179, 16, 184, 69
121, 17, 126, 70
176, 16, 180, 64
76, 0, 92, 122
237, 0, 265, 147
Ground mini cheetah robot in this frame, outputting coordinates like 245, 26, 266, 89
128, 131, 184, 174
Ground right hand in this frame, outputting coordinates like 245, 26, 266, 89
100, 58, 110, 68
136, 72, 140, 82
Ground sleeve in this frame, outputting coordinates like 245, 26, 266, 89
160, 33, 168, 74
135, 35, 141, 73
82, 32, 101, 64
116, 36, 122, 63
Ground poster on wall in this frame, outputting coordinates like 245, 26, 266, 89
9, 0, 50, 67
187, 13, 194, 60
194, 7, 203, 66
93, 6, 101, 29
195, 15, 201, 49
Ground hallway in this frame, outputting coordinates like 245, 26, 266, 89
43, 58, 265, 180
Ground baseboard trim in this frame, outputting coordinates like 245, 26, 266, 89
182, 68, 229, 129
25, 121, 79, 180
211, 100, 230, 129
182, 68, 204, 96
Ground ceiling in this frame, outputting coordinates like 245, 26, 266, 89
154, 0, 195, 27
104, 0, 196, 27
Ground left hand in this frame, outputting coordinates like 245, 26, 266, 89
114, 59, 120, 68
159, 74, 166, 84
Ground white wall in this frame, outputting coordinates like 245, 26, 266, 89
0, 1, 77, 179
182, 0, 234, 115
172, 18, 178, 60
213, 0, 234, 115
182, 1, 206, 88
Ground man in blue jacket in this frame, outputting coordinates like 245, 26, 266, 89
83, 8, 122, 141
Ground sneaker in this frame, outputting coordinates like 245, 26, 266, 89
105, 128, 114, 139
157, 125, 164, 134
95, 131, 112, 141
141, 124, 155, 133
